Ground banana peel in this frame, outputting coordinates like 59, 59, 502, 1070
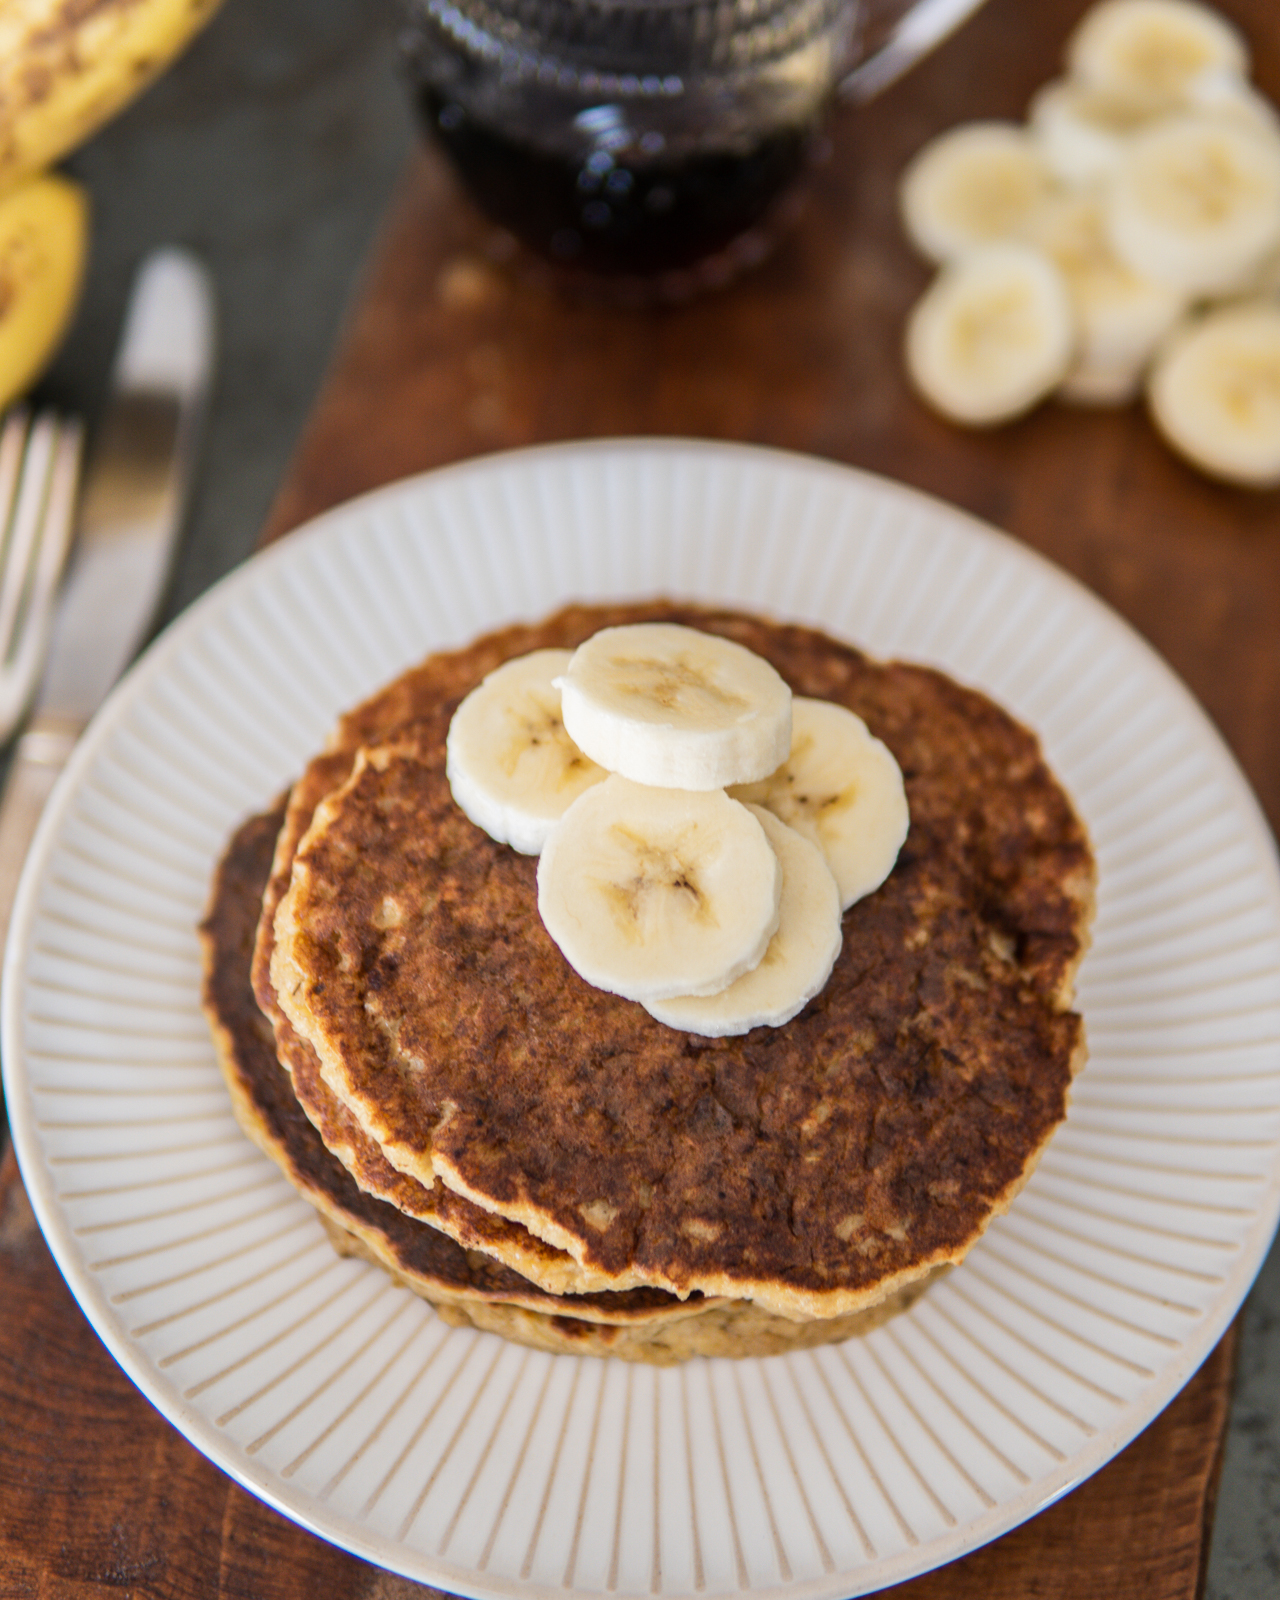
0, 171, 88, 413
0, 0, 225, 195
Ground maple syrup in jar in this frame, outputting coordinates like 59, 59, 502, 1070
398, 0, 858, 286
420, 87, 817, 278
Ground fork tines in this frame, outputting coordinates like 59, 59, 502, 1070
0, 407, 84, 744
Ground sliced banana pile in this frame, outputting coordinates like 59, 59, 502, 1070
899, 0, 1280, 487
446, 623, 910, 1037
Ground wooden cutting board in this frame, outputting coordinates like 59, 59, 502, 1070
3, 0, 1275, 1592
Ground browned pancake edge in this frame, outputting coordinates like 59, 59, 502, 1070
199, 802, 696, 1325
202, 800, 938, 1359
269, 604, 1095, 1320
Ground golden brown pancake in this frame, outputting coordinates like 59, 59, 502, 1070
270, 605, 1095, 1321
202, 801, 932, 1361
201, 802, 694, 1325
255, 748, 617, 1295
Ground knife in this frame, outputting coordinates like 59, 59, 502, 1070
0, 248, 215, 954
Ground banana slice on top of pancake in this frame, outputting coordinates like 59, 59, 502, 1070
450, 626, 910, 1027
732, 697, 910, 910
445, 648, 606, 854
556, 622, 792, 790
645, 806, 842, 1037
537, 776, 782, 1004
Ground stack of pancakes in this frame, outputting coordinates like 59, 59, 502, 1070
200, 602, 1095, 1364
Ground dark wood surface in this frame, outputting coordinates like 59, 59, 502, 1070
4, 0, 1276, 1593
0, 1145, 1240, 1598
262, 0, 1280, 831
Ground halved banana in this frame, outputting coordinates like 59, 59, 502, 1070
537, 776, 782, 1004
1030, 191, 1186, 404
557, 622, 792, 791
644, 807, 842, 1037
905, 243, 1076, 426
445, 648, 606, 854
731, 697, 909, 910
1147, 300, 1280, 486
899, 122, 1059, 264
1106, 112, 1280, 294
1066, 0, 1249, 115
0, 172, 88, 413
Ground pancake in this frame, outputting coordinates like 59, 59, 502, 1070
202, 801, 932, 1361
201, 801, 699, 1325
253, 727, 618, 1296
270, 604, 1095, 1322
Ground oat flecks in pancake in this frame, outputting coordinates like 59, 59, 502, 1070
199, 802, 700, 1326
276, 1006, 626, 1296
259, 786, 622, 1297
269, 605, 1095, 1322
202, 801, 941, 1361
251, 708, 624, 1296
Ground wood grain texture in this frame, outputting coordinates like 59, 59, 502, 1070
0, 1143, 1240, 1598
3, 0, 1273, 1592
262, 0, 1280, 838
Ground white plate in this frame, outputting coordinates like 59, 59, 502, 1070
6, 439, 1280, 1597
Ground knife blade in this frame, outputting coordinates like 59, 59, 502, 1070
0, 248, 215, 954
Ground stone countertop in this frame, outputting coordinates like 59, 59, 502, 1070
39, 0, 414, 628
20, 0, 1280, 1594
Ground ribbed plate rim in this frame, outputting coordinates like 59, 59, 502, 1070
5, 437, 1280, 1598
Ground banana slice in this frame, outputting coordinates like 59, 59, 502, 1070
446, 648, 606, 854
1029, 191, 1186, 404
899, 122, 1059, 264
731, 697, 909, 910
0, 173, 88, 413
905, 243, 1075, 426
1186, 72, 1280, 134
537, 776, 782, 1004
1147, 300, 1280, 486
1028, 78, 1154, 186
1106, 112, 1280, 294
644, 807, 842, 1037
557, 622, 792, 791
1066, 0, 1248, 115
1229, 240, 1280, 297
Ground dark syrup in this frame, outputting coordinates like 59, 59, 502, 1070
422, 89, 813, 278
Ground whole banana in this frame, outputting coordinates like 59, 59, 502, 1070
0, 0, 225, 194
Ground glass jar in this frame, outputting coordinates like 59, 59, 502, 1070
399, 0, 985, 286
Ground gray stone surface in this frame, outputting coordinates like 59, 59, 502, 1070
37, 0, 414, 624
15, 0, 1280, 1594
1207, 1237, 1280, 1598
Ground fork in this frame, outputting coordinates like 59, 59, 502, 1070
0, 407, 84, 745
